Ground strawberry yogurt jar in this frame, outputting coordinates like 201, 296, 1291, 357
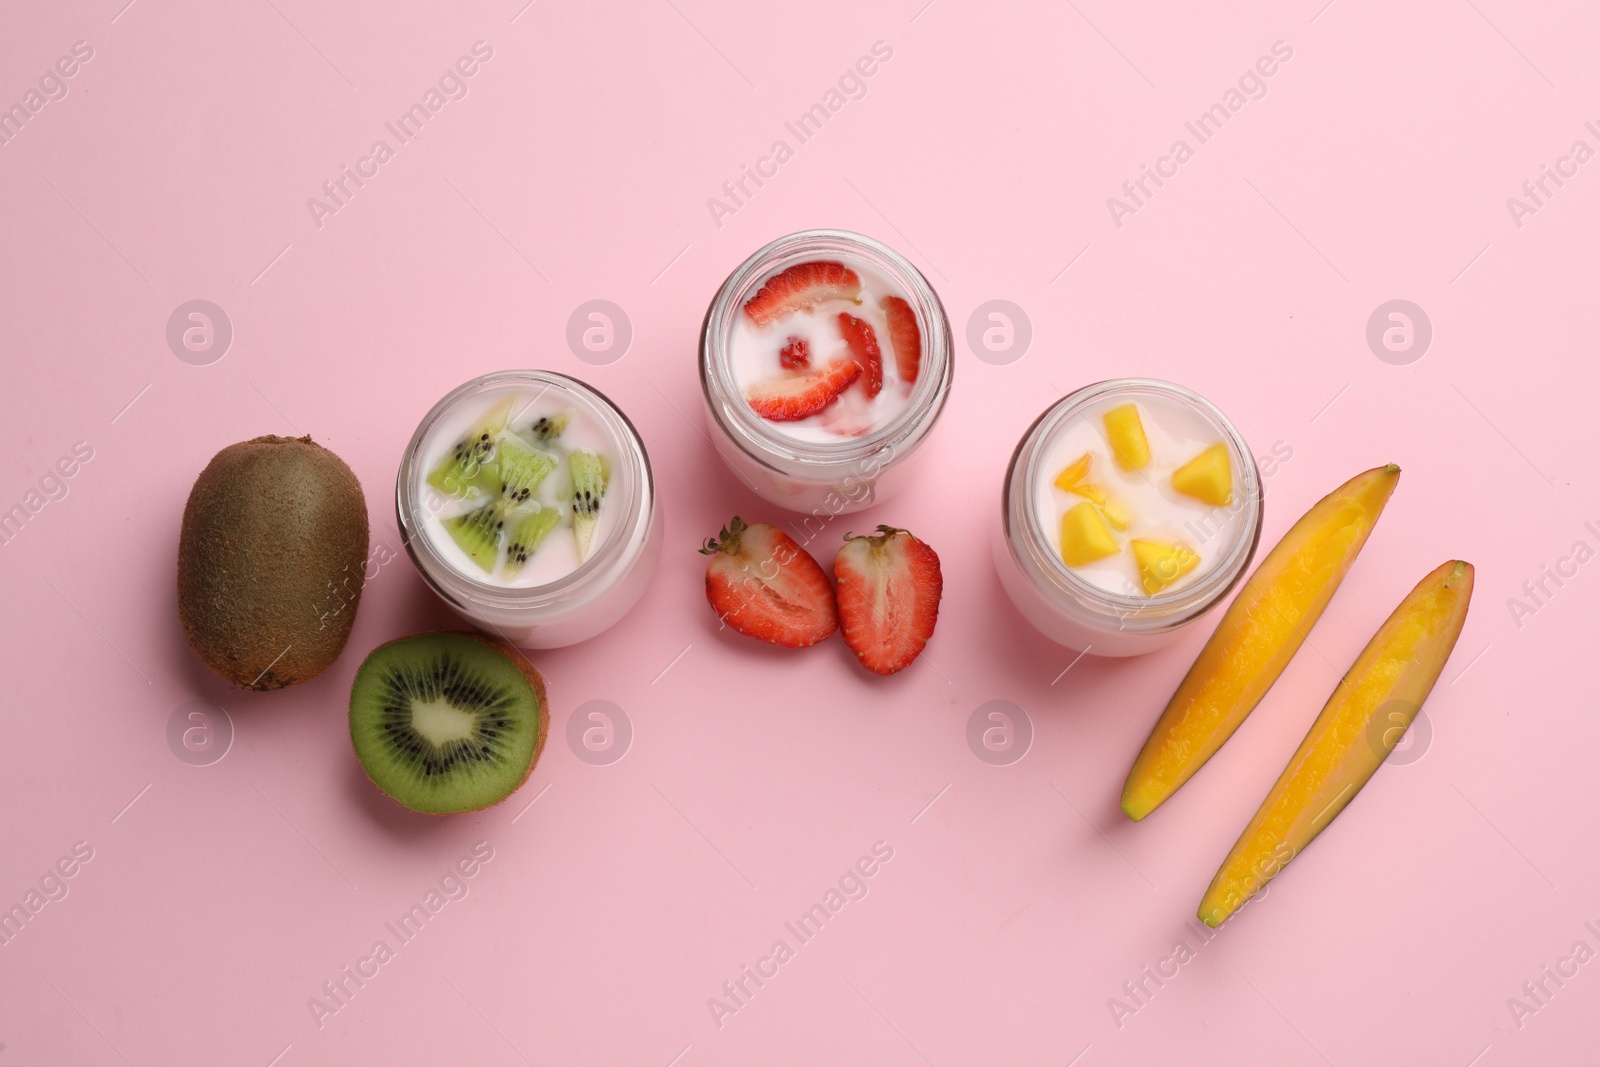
699, 230, 952, 516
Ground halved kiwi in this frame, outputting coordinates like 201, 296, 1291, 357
349, 632, 549, 815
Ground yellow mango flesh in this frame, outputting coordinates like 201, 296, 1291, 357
1103, 404, 1150, 470
1053, 453, 1093, 492
1121, 464, 1401, 821
1132, 540, 1200, 594
1198, 560, 1473, 926
1171, 443, 1233, 506
1059, 502, 1119, 566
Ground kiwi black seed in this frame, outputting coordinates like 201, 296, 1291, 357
178, 435, 369, 690
348, 632, 548, 814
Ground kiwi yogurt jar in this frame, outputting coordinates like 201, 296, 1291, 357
396, 371, 661, 648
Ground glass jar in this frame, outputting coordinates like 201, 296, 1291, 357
699, 229, 953, 516
994, 378, 1263, 657
396, 370, 661, 648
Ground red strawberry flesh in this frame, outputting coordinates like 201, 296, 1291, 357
880, 296, 922, 384
743, 261, 862, 327
779, 336, 810, 370
834, 526, 943, 675
837, 312, 883, 399
745, 359, 860, 422
702, 518, 838, 648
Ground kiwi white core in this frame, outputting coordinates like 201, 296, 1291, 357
410, 699, 478, 746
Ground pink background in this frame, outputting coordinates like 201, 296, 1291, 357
2, 1, 1596, 1063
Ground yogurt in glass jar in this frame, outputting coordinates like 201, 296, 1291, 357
995, 378, 1263, 657
397, 370, 661, 648
700, 229, 952, 516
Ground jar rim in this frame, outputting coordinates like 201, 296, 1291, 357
396, 370, 654, 611
1002, 378, 1263, 632
699, 228, 953, 477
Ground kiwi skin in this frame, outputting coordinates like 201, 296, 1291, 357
351, 631, 550, 815
178, 435, 369, 690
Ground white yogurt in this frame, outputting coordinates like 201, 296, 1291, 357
415, 385, 618, 588
728, 261, 916, 443
1033, 394, 1242, 597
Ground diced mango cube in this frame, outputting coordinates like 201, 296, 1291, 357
1132, 540, 1201, 594
1053, 452, 1093, 492
1103, 404, 1150, 470
1059, 502, 1120, 567
1171, 443, 1233, 506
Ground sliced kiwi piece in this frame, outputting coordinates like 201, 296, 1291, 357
568, 450, 608, 562
427, 398, 513, 500
443, 500, 507, 572
504, 505, 561, 575
496, 435, 557, 505
349, 632, 548, 814
530, 410, 572, 443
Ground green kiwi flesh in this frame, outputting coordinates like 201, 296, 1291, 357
427, 399, 512, 500
504, 506, 561, 575
443, 501, 508, 572
568, 450, 607, 561
349, 632, 548, 814
495, 436, 557, 504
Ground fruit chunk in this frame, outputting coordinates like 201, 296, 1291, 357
530, 411, 571, 443
1197, 560, 1474, 926
444, 501, 507, 572
496, 435, 557, 504
743, 261, 861, 326
779, 337, 810, 370
1103, 403, 1150, 471
745, 359, 862, 422
428, 398, 512, 499
178, 435, 369, 690
1131, 540, 1200, 594
1121, 464, 1402, 821
568, 450, 607, 563
504, 506, 561, 575
1059, 501, 1119, 567
348, 632, 548, 815
702, 517, 838, 648
837, 312, 883, 398
834, 526, 943, 675
880, 295, 922, 383
1053, 452, 1093, 493
1172, 443, 1233, 506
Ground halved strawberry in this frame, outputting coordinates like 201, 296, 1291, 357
879, 296, 921, 384
837, 312, 883, 398
834, 525, 943, 675
743, 261, 862, 326
702, 517, 838, 648
779, 336, 810, 370
745, 359, 860, 422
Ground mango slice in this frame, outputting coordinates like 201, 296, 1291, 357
1059, 502, 1118, 566
1120, 464, 1401, 821
1198, 560, 1474, 926
1103, 404, 1150, 470
1132, 540, 1200, 594
1171, 443, 1232, 506
1053, 452, 1093, 492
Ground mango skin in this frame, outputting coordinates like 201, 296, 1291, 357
178, 435, 369, 690
1122, 464, 1401, 820
1198, 560, 1474, 926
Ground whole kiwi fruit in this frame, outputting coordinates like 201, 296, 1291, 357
178, 435, 369, 690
